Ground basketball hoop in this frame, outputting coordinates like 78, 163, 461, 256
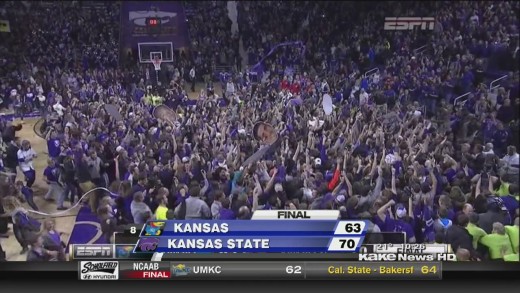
152, 57, 162, 71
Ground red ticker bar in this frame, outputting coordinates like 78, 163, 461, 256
121, 270, 171, 279
119, 261, 171, 280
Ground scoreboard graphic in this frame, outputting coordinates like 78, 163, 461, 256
71, 210, 456, 280
133, 211, 366, 254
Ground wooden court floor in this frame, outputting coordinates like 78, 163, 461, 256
1, 83, 214, 261
2, 118, 78, 261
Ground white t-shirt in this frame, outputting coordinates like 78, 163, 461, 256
17, 148, 37, 172
226, 82, 235, 94
502, 153, 519, 174
53, 102, 65, 116
359, 91, 369, 106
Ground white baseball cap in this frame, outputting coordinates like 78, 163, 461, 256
335, 195, 346, 203
396, 205, 407, 218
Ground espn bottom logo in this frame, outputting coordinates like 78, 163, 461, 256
79, 261, 119, 280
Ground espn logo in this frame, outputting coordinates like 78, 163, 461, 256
71, 244, 114, 259
79, 261, 119, 280
384, 17, 435, 31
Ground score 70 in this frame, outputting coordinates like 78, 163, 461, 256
327, 237, 363, 252
333, 221, 366, 235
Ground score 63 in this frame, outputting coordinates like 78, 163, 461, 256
333, 221, 366, 235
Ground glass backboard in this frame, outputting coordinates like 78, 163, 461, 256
138, 42, 173, 63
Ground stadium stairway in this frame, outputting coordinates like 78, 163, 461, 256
239, 38, 248, 73
80, 1, 96, 10
413, 43, 511, 104
184, 2, 196, 17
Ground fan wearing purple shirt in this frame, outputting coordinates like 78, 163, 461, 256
376, 199, 417, 243
211, 191, 236, 219
43, 159, 62, 202
45, 130, 61, 159
15, 181, 39, 212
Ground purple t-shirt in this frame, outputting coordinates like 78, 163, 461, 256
43, 166, 58, 182
219, 208, 236, 220
376, 215, 416, 242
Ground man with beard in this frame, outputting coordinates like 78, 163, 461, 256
214, 167, 232, 195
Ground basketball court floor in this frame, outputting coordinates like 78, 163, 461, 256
1, 83, 218, 261
1, 117, 78, 261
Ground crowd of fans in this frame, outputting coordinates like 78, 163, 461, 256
0, 1, 518, 262
186, 1, 241, 83
0, 1, 120, 113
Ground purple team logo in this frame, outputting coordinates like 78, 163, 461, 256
136, 238, 160, 252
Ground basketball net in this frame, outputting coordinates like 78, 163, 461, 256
152, 57, 162, 71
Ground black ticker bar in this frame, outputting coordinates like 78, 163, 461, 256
160, 261, 441, 280
77, 261, 441, 280
0, 261, 519, 280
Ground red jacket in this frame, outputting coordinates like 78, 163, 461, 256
281, 79, 290, 91
290, 83, 301, 95
328, 168, 341, 191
